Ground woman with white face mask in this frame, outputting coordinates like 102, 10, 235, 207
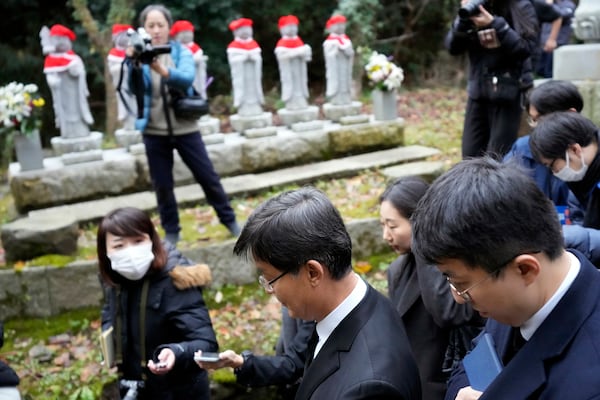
530, 111, 600, 230
97, 207, 217, 399
379, 177, 485, 400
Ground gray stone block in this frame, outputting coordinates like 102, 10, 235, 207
328, 119, 405, 155
382, 160, 446, 182
1, 215, 79, 262
47, 261, 103, 314
347, 218, 389, 259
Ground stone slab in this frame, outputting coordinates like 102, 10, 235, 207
382, 160, 446, 182
554, 44, 600, 81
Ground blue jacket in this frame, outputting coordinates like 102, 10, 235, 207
129, 40, 195, 132
446, 251, 600, 400
503, 135, 570, 206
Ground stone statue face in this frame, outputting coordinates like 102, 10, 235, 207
114, 32, 130, 49
280, 24, 298, 37
52, 36, 72, 52
329, 23, 346, 35
234, 26, 253, 40
175, 30, 194, 44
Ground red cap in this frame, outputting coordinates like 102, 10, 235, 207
170, 20, 195, 37
112, 24, 133, 36
229, 18, 253, 31
49, 24, 76, 41
326, 15, 347, 29
278, 15, 299, 29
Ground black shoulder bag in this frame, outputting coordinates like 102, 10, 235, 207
168, 86, 209, 120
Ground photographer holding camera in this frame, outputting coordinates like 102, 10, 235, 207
126, 4, 240, 245
445, 0, 538, 159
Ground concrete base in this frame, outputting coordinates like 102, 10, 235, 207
61, 149, 104, 165
198, 116, 221, 136
115, 128, 142, 150
244, 126, 278, 139
50, 131, 104, 155
230, 112, 273, 133
291, 120, 325, 133
322, 101, 363, 122
278, 106, 319, 126
554, 44, 600, 80
202, 133, 226, 144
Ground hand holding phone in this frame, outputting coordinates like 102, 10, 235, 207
194, 352, 221, 362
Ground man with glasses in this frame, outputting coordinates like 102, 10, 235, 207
231, 187, 421, 400
411, 157, 600, 400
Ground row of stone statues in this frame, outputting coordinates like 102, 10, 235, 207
38, 14, 357, 148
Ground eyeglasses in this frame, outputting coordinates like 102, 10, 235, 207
258, 270, 289, 292
446, 251, 540, 302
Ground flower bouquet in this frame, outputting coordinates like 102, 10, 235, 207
0, 81, 45, 137
364, 51, 404, 92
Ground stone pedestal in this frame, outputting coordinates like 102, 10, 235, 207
554, 44, 600, 80
230, 112, 273, 133
278, 106, 319, 127
322, 101, 362, 122
115, 128, 142, 151
198, 116, 221, 136
51, 131, 104, 163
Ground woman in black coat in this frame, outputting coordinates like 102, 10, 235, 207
380, 177, 485, 400
98, 207, 217, 400
0, 322, 20, 400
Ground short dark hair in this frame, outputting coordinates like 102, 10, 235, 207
379, 176, 429, 219
97, 207, 167, 286
530, 111, 599, 161
139, 4, 173, 27
526, 80, 584, 114
233, 187, 352, 280
411, 157, 563, 274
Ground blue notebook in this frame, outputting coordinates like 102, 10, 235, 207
463, 333, 504, 391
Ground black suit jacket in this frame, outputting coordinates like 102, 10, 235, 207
295, 283, 421, 400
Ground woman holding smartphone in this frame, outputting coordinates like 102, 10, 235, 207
98, 207, 217, 399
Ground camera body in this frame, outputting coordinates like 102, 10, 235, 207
459, 0, 487, 19
127, 28, 171, 64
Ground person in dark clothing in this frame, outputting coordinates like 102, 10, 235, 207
98, 207, 217, 400
446, 0, 539, 158
530, 0, 563, 77
128, 4, 240, 244
535, 0, 576, 78
195, 307, 315, 399
530, 112, 600, 231
0, 322, 20, 400
380, 177, 484, 400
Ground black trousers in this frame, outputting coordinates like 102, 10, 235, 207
143, 132, 236, 235
462, 95, 523, 159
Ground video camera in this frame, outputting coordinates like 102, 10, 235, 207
458, 0, 487, 19
127, 28, 171, 64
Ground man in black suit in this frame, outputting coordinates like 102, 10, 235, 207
232, 186, 421, 400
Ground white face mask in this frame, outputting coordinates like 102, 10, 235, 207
553, 150, 588, 182
108, 242, 155, 280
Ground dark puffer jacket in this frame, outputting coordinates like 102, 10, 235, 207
101, 242, 217, 400
0, 322, 19, 388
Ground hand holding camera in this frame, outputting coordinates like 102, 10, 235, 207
459, 0, 493, 28
126, 28, 171, 65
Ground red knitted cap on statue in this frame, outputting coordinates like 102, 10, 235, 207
229, 18, 253, 31
112, 24, 132, 36
278, 15, 299, 29
49, 24, 76, 41
170, 20, 195, 37
326, 15, 347, 29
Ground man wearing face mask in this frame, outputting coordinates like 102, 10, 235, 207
530, 112, 600, 231
97, 207, 217, 399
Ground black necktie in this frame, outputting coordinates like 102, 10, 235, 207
304, 328, 319, 370
503, 327, 526, 365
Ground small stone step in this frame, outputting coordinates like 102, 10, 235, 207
381, 160, 446, 182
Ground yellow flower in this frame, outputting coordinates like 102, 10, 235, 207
33, 98, 45, 108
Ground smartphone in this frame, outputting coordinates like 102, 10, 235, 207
194, 352, 220, 362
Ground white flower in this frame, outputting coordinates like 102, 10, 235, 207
0, 81, 45, 136
364, 51, 404, 91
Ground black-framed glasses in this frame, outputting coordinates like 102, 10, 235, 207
446, 251, 540, 302
258, 270, 289, 292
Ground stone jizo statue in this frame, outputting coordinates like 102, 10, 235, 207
170, 20, 208, 100
227, 18, 265, 117
107, 23, 137, 131
275, 15, 312, 110
323, 15, 354, 105
40, 24, 94, 139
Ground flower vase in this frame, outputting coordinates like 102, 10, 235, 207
14, 130, 44, 171
372, 89, 398, 121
